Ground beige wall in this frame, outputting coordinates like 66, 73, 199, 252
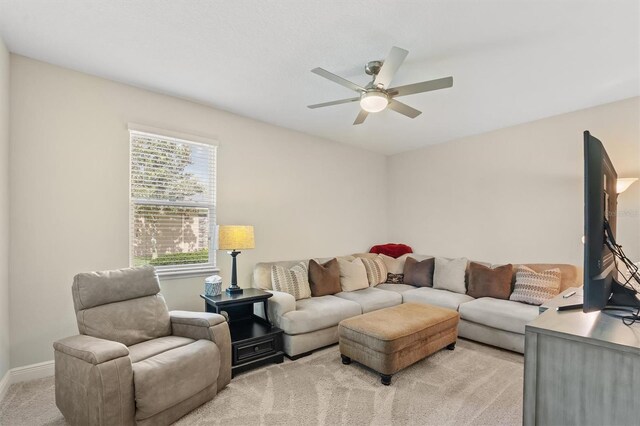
6, 53, 639, 370
0, 38, 10, 379
9, 55, 387, 367
388, 97, 640, 267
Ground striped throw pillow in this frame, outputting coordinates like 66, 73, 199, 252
509, 265, 561, 305
361, 256, 388, 286
271, 262, 311, 300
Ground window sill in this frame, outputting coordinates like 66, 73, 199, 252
156, 265, 220, 280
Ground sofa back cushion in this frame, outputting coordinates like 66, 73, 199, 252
467, 262, 513, 299
338, 257, 369, 292
379, 253, 410, 274
73, 266, 171, 346
433, 257, 468, 294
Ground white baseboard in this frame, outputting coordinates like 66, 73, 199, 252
10, 360, 55, 383
0, 360, 55, 402
0, 370, 10, 403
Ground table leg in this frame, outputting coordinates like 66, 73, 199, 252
263, 299, 270, 324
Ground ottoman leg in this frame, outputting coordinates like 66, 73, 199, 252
380, 374, 392, 386
446, 342, 456, 350
341, 355, 352, 365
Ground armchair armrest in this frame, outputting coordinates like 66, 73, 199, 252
53, 335, 135, 425
169, 310, 231, 391
170, 310, 227, 327
53, 335, 129, 365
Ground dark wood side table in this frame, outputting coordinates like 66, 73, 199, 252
200, 288, 284, 377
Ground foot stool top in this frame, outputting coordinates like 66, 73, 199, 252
338, 303, 459, 354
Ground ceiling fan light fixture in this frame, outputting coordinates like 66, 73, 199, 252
359, 91, 388, 113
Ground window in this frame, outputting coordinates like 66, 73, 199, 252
129, 128, 217, 277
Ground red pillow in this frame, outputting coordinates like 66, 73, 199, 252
369, 243, 413, 258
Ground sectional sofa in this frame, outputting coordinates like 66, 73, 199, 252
253, 253, 581, 358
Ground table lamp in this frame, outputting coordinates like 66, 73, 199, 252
217, 225, 255, 295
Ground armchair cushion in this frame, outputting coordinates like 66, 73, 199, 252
53, 335, 129, 365
128, 336, 194, 363
76, 294, 171, 346
169, 311, 232, 392
132, 340, 220, 421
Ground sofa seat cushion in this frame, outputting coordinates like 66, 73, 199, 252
375, 283, 418, 294
132, 339, 219, 421
128, 336, 194, 363
278, 295, 361, 335
403, 287, 474, 311
459, 297, 539, 334
335, 287, 402, 313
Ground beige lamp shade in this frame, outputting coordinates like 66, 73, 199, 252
617, 178, 638, 194
217, 225, 255, 250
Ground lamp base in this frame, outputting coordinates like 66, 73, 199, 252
226, 286, 244, 295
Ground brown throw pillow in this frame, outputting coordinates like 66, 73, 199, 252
403, 257, 435, 287
467, 262, 513, 299
308, 258, 341, 296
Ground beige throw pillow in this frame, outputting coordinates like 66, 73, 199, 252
433, 257, 468, 294
271, 262, 311, 300
510, 265, 561, 305
337, 257, 369, 292
379, 253, 408, 275
361, 256, 388, 286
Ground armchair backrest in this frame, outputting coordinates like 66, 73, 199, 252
72, 266, 171, 346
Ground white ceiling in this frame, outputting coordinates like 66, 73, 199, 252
0, 0, 638, 154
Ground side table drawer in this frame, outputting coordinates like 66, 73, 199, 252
235, 337, 277, 364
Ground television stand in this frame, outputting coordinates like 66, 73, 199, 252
524, 296, 640, 425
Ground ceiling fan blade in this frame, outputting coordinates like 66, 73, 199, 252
374, 46, 409, 88
311, 68, 365, 93
388, 76, 453, 98
307, 97, 360, 109
353, 110, 368, 125
387, 100, 422, 119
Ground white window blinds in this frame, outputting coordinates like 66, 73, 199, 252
130, 130, 217, 275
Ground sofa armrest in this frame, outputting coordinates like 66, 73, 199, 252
254, 290, 296, 330
53, 335, 129, 365
169, 310, 232, 391
267, 290, 296, 319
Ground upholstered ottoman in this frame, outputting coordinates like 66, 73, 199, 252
338, 303, 459, 385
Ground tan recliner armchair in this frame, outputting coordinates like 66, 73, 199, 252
53, 266, 231, 426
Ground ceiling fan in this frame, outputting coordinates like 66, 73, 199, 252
308, 46, 453, 125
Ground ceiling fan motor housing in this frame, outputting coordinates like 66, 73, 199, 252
365, 60, 384, 76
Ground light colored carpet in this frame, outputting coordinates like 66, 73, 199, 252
0, 339, 523, 425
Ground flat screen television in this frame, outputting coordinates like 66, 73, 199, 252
583, 131, 618, 312
583, 131, 640, 315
